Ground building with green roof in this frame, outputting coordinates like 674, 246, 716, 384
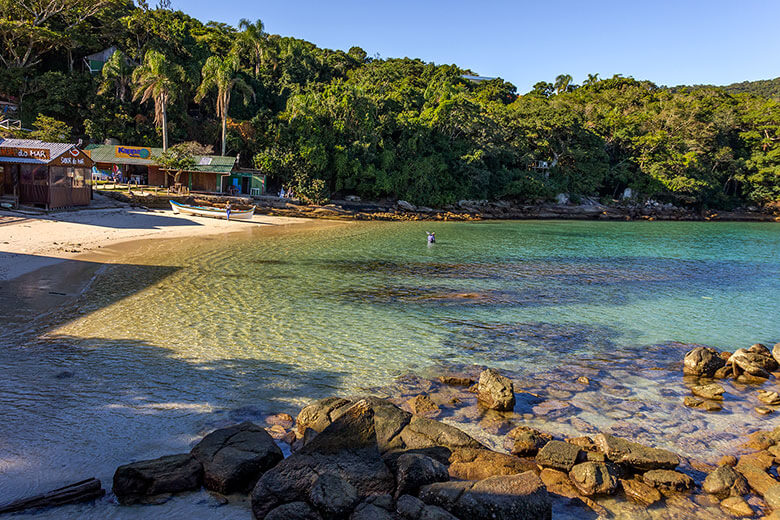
85, 144, 266, 195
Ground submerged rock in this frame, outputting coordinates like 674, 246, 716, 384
720, 496, 754, 517
113, 454, 203, 505
642, 469, 694, 493
593, 433, 680, 471
683, 347, 725, 377
476, 369, 515, 411
691, 383, 725, 400
406, 394, 441, 417
703, 465, 749, 499
683, 396, 722, 412
758, 390, 780, 405
191, 421, 283, 494
620, 478, 662, 505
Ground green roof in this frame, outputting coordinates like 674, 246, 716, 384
85, 144, 236, 174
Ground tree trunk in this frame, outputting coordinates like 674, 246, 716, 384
162, 99, 168, 152
221, 115, 227, 156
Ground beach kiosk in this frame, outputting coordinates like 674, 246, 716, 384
0, 138, 93, 210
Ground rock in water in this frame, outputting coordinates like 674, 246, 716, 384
703, 465, 749, 499
720, 496, 754, 517
642, 470, 694, 492
420, 471, 551, 520
504, 426, 553, 457
191, 421, 283, 494
620, 478, 662, 505
477, 369, 515, 411
568, 462, 619, 496
593, 433, 679, 471
683, 347, 725, 377
535, 440, 581, 472
691, 383, 725, 400
112, 454, 203, 505
758, 390, 780, 405
250, 400, 394, 519
406, 394, 441, 417
729, 348, 775, 378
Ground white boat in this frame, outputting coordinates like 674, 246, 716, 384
170, 200, 256, 220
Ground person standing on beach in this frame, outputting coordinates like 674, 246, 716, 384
226, 201, 232, 221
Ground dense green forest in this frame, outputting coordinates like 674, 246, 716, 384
2, 1, 779, 207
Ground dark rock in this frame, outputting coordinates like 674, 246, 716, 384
265, 501, 323, 520
691, 383, 725, 400
396, 494, 459, 520
191, 421, 283, 494
250, 400, 395, 519
535, 440, 581, 472
113, 454, 203, 505
395, 453, 449, 498
620, 478, 662, 505
308, 473, 359, 518
365, 494, 394, 511
446, 447, 536, 481
420, 472, 551, 520
477, 369, 515, 411
397, 415, 485, 453
642, 470, 694, 493
683, 347, 725, 377
504, 426, 553, 457
568, 462, 619, 496
703, 465, 749, 499
713, 366, 732, 379
593, 433, 679, 471
350, 502, 395, 520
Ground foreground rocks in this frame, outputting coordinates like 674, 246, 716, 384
476, 369, 515, 411
683, 347, 725, 377
112, 454, 202, 505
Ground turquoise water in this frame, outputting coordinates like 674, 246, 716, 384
1, 220, 779, 518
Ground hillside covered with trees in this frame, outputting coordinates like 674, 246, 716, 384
2, 0, 779, 208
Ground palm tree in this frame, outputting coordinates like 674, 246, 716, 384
554, 74, 573, 95
132, 50, 186, 151
584, 73, 600, 86
195, 54, 254, 156
99, 50, 134, 102
238, 18, 266, 78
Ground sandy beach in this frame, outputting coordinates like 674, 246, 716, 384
0, 204, 306, 282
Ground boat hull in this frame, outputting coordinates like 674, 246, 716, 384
170, 200, 255, 220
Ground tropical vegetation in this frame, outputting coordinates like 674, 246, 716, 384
1, 0, 778, 207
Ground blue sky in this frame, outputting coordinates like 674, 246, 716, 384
174, 0, 780, 93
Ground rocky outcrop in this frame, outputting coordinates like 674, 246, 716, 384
420, 472, 551, 520
535, 441, 581, 472
729, 346, 777, 378
703, 465, 749, 499
683, 346, 725, 377
593, 433, 679, 471
568, 462, 619, 496
112, 454, 203, 505
476, 369, 515, 411
190, 421, 283, 494
504, 426, 553, 457
251, 400, 395, 519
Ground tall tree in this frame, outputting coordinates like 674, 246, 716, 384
238, 18, 266, 78
195, 54, 254, 156
554, 74, 573, 95
98, 49, 134, 102
132, 49, 186, 151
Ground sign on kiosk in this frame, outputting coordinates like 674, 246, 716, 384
115, 146, 152, 159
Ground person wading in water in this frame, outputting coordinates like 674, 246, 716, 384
426, 231, 436, 244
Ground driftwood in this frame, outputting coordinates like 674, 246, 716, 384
0, 478, 104, 514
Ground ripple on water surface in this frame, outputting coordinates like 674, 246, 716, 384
1, 220, 779, 519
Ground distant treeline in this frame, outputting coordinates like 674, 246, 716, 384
1, 1, 779, 207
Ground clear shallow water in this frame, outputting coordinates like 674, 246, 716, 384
1, 220, 779, 518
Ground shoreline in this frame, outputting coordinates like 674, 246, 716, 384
0, 205, 310, 283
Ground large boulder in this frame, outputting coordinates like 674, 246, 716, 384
308, 473, 359, 519
420, 471, 551, 520
191, 421, 283, 494
113, 454, 203, 505
593, 433, 679, 471
250, 400, 395, 519
683, 347, 725, 377
729, 347, 776, 378
394, 453, 449, 498
568, 462, 619, 496
504, 426, 553, 457
477, 369, 515, 411
703, 465, 749, 499
535, 440, 581, 472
